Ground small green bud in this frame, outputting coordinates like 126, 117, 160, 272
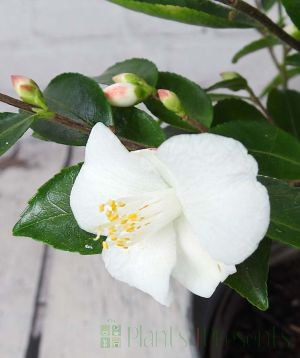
11, 75, 48, 111
157, 89, 185, 117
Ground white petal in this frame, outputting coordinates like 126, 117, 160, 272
70, 123, 167, 233
156, 133, 270, 265
102, 224, 176, 305
173, 217, 236, 297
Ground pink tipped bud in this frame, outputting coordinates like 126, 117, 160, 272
104, 83, 142, 107
11, 75, 48, 111
112, 72, 154, 97
11, 75, 33, 92
157, 89, 185, 117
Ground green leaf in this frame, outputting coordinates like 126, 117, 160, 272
163, 125, 193, 138
286, 53, 300, 67
226, 239, 271, 311
94, 58, 158, 86
213, 99, 266, 125
262, 0, 277, 11
145, 97, 195, 131
113, 107, 166, 146
206, 78, 248, 92
108, 0, 256, 29
149, 71, 213, 128
211, 120, 300, 180
232, 36, 279, 64
13, 164, 102, 255
32, 73, 113, 146
259, 176, 300, 249
282, 0, 300, 29
209, 93, 249, 102
267, 89, 300, 139
261, 68, 300, 97
0, 112, 35, 156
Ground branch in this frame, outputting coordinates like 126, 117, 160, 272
183, 115, 208, 132
214, 0, 300, 52
0, 93, 148, 150
0, 93, 90, 134
246, 86, 274, 124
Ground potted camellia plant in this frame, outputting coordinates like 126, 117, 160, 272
1, 0, 300, 356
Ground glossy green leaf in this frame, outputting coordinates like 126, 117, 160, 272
206, 78, 248, 92
108, 0, 256, 29
149, 71, 213, 128
261, 68, 300, 97
267, 89, 300, 139
13, 164, 102, 255
163, 125, 193, 138
209, 93, 249, 102
213, 98, 266, 125
226, 239, 271, 311
145, 97, 195, 131
211, 120, 300, 180
262, 0, 277, 11
113, 107, 166, 146
232, 36, 279, 64
32, 73, 113, 146
282, 0, 300, 29
0, 112, 35, 156
286, 53, 300, 67
259, 176, 300, 249
94, 58, 158, 86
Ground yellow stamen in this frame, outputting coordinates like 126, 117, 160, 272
108, 226, 116, 234
118, 201, 126, 207
102, 241, 109, 250
99, 204, 105, 212
109, 199, 117, 211
128, 213, 138, 221
139, 204, 149, 211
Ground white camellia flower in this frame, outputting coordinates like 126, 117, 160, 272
70, 123, 270, 305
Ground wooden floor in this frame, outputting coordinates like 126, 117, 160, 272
0, 138, 197, 358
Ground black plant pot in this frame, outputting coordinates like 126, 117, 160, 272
192, 246, 300, 358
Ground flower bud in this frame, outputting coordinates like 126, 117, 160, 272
285, 24, 300, 41
11, 75, 48, 111
157, 89, 185, 117
104, 82, 145, 107
113, 72, 154, 96
113, 72, 143, 84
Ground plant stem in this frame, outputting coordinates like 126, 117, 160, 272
214, 0, 300, 52
0, 93, 91, 134
281, 46, 289, 90
183, 115, 208, 132
0, 93, 147, 151
246, 86, 274, 124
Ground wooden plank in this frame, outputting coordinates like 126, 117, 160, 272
0, 138, 67, 358
40, 148, 196, 358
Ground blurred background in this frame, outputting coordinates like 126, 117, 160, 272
0, 1, 297, 358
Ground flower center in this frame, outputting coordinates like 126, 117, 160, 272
96, 189, 181, 251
